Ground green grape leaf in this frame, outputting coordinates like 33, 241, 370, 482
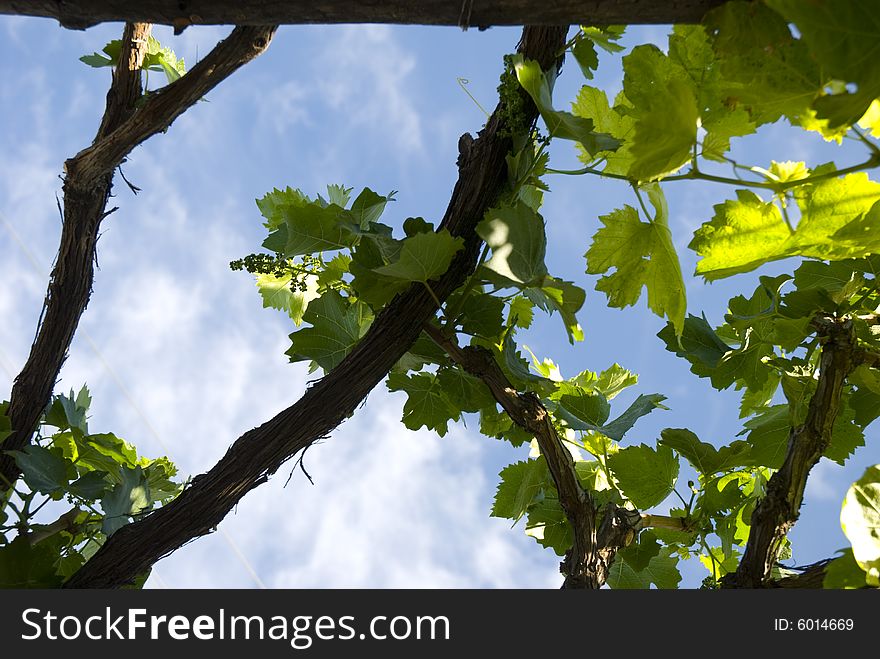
55, 552, 87, 580
740, 371, 781, 418
826, 409, 866, 467
491, 458, 549, 522
143, 458, 182, 504
795, 176, 880, 259
82, 37, 187, 87
0, 536, 65, 588
507, 295, 535, 330
699, 475, 747, 519
523, 276, 586, 343
628, 77, 698, 181
659, 428, 751, 475
716, 333, 775, 394
9, 444, 73, 495
622, 45, 698, 180
316, 253, 351, 291
701, 109, 756, 162
373, 230, 463, 283
850, 386, 880, 429
585, 189, 686, 335
101, 466, 150, 536
692, 176, 880, 280
68, 470, 112, 500
282, 202, 359, 256
348, 231, 409, 309
61, 431, 140, 477
525, 497, 571, 556
823, 548, 869, 589
601, 394, 667, 442
256, 186, 311, 230
690, 190, 790, 280
571, 37, 599, 80
607, 547, 681, 589
500, 331, 554, 394
793, 260, 866, 304
0, 401, 12, 446
403, 216, 434, 236
700, 545, 741, 579
255, 272, 319, 325
456, 291, 505, 339
285, 292, 373, 371
705, 2, 821, 127
553, 384, 611, 428
766, 0, 880, 128
571, 86, 636, 175
743, 405, 790, 469
513, 55, 619, 156
581, 25, 626, 53
480, 406, 532, 447
555, 390, 665, 443
594, 364, 639, 400
667, 24, 757, 161
477, 202, 548, 287
852, 366, 880, 397
608, 443, 679, 509
616, 530, 662, 572
387, 372, 460, 437
80, 52, 114, 68
44, 385, 91, 434
393, 332, 449, 374
350, 188, 395, 229
840, 464, 880, 586
657, 313, 733, 386
436, 367, 495, 414
326, 184, 353, 208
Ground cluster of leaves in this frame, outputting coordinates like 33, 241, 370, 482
236, 1, 880, 588
654, 265, 878, 585
498, 0, 880, 587
0, 388, 181, 587
81, 34, 187, 86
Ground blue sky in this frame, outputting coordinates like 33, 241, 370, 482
1, 17, 877, 588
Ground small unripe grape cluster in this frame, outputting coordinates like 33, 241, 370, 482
229, 252, 288, 276
230, 252, 323, 292
496, 54, 530, 138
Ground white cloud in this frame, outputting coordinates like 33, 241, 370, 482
256, 25, 424, 158
150, 391, 560, 589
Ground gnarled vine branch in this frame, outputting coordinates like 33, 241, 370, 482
725, 315, 861, 588
0, 24, 277, 493
1, 22, 153, 491
422, 323, 649, 588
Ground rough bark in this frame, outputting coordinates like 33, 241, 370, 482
0, 23, 153, 491
0, 25, 276, 493
63, 25, 569, 588
0, 1, 729, 30
725, 316, 859, 588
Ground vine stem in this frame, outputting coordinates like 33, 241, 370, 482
546, 152, 880, 192
852, 125, 880, 157
421, 281, 443, 309
631, 184, 654, 221
456, 77, 491, 119
639, 513, 689, 531
778, 197, 795, 233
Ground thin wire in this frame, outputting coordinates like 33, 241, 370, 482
1, 210, 267, 589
